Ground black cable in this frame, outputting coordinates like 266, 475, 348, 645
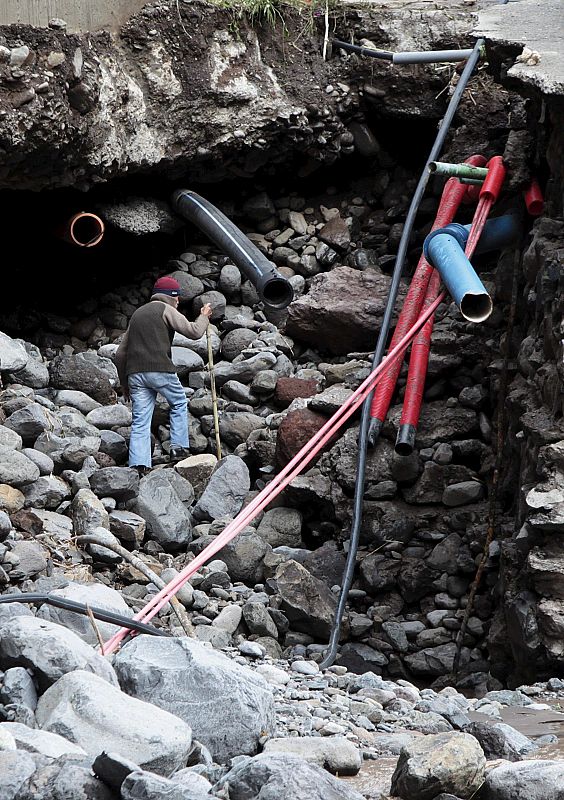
333, 39, 394, 61
319, 38, 485, 670
0, 593, 171, 637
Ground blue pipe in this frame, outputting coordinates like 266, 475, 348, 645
423, 214, 519, 322
460, 213, 520, 254
424, 231, 492, 323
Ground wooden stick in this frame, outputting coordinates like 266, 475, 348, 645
207, 327, 222, 460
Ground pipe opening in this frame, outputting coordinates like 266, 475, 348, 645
395, 424, 417, 456
260, 277, 294, 309
460, 292, 493, 323
68, 212, 105, 247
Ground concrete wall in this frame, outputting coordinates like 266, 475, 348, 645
0, 1, 149, 33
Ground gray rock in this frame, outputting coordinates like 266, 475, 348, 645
114, 636, 275, 764
89, 467, 139, 501
86, 404, 132, 429
482, 760, 564, 799
36, 670, 192, 776
173, 329, 220, 360
23, 475, 71, 509
219, 412, 265, 447
72, 488, 109, 535
121, 770, 212, 799
171, 347, 205, 375
219, 527, 269, 583
0, 425, 23, 450
0, 616, 117, 690
263, 736, 361, 775
2, 539, 47, 580
129, 472, 192, 550
0, 667, 37, 710
242, 602, 278, 638
257, 507, 303, 548
109, 509, 146, 545
193, 455, 250, 521
193, 291, 226, 321
222, 380, 260, 406
404, 644, 471, 677
274, 559, 340, 638
0, 750, 37, 799
0, 722, 86, 758
220, 329, 257, 361
36, 581, 133, 645
4, 403, 62, 443
49, 352, 118, 404
20, 448, 54, 476
99, 430, 128, 462
0, 445, 40, 487
391, 731, 485, 800
35, 433, 101, 469
442, 481, 485, 507
463, 721, 537, 761
219, 264, 242, 296
217, 752, 365, 800
0, 332, 28, 371
212, 352, 277, 387
55, 390, 101, 414
212, 604, 242, 634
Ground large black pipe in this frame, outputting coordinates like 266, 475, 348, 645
172, 190, 294, 309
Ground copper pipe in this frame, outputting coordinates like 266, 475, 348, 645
61, 212, 105, 247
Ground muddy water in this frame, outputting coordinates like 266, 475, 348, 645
342, 701, 564, 797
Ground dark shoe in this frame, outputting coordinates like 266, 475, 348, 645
132, 465, 151, 477
169, 447, 190, 462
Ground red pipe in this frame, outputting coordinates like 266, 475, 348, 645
59, 212, 105, 247
101, 289, 448, 655
368, 154, 487, 444
464, 156, 506, 258
395, 269, 441, 454
524, 178, 544, 216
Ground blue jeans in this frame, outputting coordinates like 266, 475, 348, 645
128, 372, 189, 467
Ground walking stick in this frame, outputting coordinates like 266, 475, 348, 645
206, 327, 222, 460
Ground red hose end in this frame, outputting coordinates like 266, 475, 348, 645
524, 178, 544, 216
480, 156, 506, 202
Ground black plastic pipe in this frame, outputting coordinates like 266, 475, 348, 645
0, 593, 171, 637
319, 38, 485, 670
333, 39, 393, 60
172, 190, 294, 309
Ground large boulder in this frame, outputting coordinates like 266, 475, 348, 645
36, 670, 192, 776
0, 445, 40, 487
217, 752, 365, 800
3, 403, 62, 444
263, 736, 361, 775
390, 731, 485, 800
284, 266, 401, 355
481, 760, 564, 800
0, 332, 28, 371
218, 527, 269, 583
273, 559, 341, 639
0, 616, 117, 690
49, 353, 118, 404
192, 455, 250, 521
129, 471, 192, 550
114, 635, 275, 764
36, 581, 133, 646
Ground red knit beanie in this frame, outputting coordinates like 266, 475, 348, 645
152, 276, 181, 297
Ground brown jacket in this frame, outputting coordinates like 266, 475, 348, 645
115, 295, 209, 387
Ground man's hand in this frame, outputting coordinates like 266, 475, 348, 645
201, 303, 213, 318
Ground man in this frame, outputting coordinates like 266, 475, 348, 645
115, 276, 212, 474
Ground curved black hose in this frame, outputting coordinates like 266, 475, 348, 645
319, 39, 485, 670
0, 593, 171, 637
333, 39, 394, 60
172, 190, 294, 309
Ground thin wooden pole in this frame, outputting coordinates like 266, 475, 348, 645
207, 327, 222, 460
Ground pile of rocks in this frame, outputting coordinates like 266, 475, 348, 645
1, 181, 563, 797
0, 181, 502, 689
1, 598, 564, 799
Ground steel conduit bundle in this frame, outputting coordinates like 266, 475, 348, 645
172, 190, 293, 309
